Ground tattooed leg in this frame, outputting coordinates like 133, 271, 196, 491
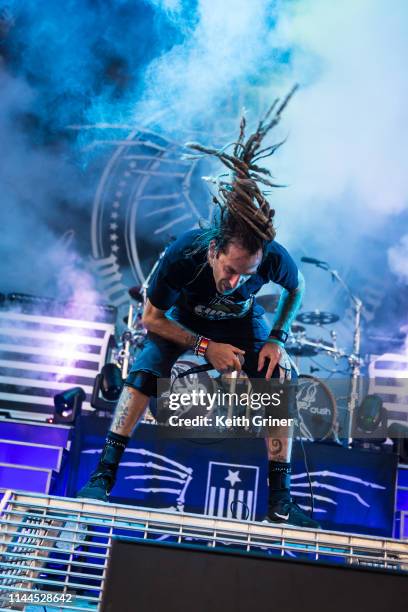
110, 386, 150, 437
266, 424, 294, 462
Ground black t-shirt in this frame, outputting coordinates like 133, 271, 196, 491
147, 229, 299, 321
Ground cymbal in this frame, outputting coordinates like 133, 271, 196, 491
291, 324, 306, 334
286, 342, 319, 357
255, 294, 280, 312
128, 286, 143, 302
296, 310, 339, 326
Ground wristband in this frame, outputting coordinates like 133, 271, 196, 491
266, 337, 285, 348
268, 329, 288, 344
193, 335, 210, 357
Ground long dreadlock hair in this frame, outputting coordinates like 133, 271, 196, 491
184, 85, 298, 257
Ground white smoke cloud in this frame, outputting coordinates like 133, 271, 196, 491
270, 0, 408, 222
0, 69, 98, 302
135, 0, 408, 324
139, 0, 408, 244
388, 235, 408, 284
148, 0, 182, 12
2, 0, 407, 326
136, 0, 274, 129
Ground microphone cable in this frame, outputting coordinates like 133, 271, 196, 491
295, 400, 315, 518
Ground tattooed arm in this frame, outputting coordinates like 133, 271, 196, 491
142, 299, 197, 348
258, 271, 305, 380
272, 270, 305, 333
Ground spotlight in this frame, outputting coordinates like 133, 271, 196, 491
90, 364, 124, 411
353, 394, 387, 449
53, 387, 86, 424
355, 394, 385, 434
100, 363, 123, 401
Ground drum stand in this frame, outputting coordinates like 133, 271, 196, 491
119, 249, 166, 379
141, 248, 166, 306
326, 267, 363, 444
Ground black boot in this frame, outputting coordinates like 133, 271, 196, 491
264, 460, 321, 529
77, 432, 129, 502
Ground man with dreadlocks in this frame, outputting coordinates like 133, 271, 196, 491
78, 87, 320, 529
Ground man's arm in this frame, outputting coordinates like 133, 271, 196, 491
142, 299, 245, 372
271, 270, 305, 332
258, 270, 305, 380
142, 299, 197, 348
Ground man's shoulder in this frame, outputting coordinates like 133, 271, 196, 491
263, 239, 293, 261
166, 229, 203, 254
163, 229, 204, 263
174, 228, 202, 246
258, 238, 298, 289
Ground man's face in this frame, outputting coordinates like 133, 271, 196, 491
208, 240, 262, 295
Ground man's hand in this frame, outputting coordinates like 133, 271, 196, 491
258, 342, 292, 382
206, 341, 245, 374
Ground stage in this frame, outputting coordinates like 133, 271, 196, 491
0, 491, 407, 611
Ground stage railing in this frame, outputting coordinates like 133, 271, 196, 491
0, 491, 407, 610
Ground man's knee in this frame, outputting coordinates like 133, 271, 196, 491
125, 370, 158, 397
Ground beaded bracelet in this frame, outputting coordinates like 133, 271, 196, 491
193, 335, 210, 357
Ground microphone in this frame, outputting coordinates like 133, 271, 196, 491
177, 353, 245, 378
301, 256, 328, 267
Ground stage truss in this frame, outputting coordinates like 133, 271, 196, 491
0, 491, 407, 610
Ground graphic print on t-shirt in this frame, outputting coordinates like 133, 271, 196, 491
146, 230, 299, 320
193, 293, 254, 320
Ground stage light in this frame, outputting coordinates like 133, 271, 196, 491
90, 364, 124, 412
100, 363, 123, 401
355, 394, 385, 436
53, 387, 86, 424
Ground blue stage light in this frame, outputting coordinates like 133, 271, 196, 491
53, 387, 86, 424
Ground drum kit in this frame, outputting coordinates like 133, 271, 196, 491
108, 253, 363, 443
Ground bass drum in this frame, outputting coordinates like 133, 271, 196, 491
149, 353, 219, 424
295, 375, 337, 441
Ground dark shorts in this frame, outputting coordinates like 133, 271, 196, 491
126, 313, 297, 399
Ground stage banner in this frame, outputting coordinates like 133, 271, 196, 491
76, 418, 397, 536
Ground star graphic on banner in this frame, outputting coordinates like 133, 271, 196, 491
225, 470, 241, 487
109, 223, 118, 230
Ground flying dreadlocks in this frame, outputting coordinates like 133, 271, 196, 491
184, 84, 298, 249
